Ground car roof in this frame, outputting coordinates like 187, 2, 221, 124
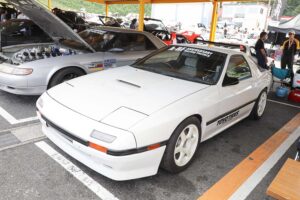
90, 26, 151, 35
88, 26, 166, 49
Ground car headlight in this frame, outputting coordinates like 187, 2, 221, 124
90, 130, 116, 143
0, 65, 33, 75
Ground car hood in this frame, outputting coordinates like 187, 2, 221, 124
47, 66, 209, 125
8, 0, 94, 52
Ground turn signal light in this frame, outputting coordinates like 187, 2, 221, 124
89, 142, 108, 153
147, 143, 161, 151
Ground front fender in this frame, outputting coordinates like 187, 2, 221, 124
46, 64, 88, 85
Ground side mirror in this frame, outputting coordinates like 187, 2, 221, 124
222, 75, 239, 87
108, 48, 124, 53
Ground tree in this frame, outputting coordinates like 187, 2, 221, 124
283, 0, 300, 16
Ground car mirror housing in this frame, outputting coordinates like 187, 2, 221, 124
222, 75, 239, 87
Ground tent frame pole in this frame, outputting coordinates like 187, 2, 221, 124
209, 0, 218, 42
48, 0, 52, 10
105, 4, 109, 16
138, 0, 145, 31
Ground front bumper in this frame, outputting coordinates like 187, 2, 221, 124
37, 93, 166, 181
0, 71, 46, 95
40, 116, 165, 181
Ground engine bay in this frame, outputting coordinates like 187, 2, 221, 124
10, 45, 79, 64
0, 44, 81, 65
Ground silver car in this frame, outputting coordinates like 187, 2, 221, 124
0, 0, 165, 95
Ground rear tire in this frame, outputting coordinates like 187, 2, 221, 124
161, 117, 201, 173
250, 89, 267, 120
48, 68, 85, 89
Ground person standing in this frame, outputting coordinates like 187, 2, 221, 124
130, 18, 137, 29
255, 31, 268, 69
281, 30, 300, 86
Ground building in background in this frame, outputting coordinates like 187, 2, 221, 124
151, 3, 212, 29
221, 3, 269, 31
151, 2, 269, 32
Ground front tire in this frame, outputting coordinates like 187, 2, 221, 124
48, 68, 85, 89
161, 117, 201, 173
250, 89, 267, 120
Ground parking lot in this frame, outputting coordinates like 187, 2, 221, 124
0, 89, 299, 200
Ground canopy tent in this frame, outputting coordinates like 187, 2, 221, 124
268, 14, 300, 35
46, 0, 257, 41
267, 14, 300, 45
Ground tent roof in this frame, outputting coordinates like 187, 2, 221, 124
269, 14, 300, 34
87, 0, 255, 4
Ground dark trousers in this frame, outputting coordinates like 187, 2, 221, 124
281, 55, 294, 85
256, 54, 267, 69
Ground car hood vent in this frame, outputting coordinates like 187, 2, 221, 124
117, 79, 141, 88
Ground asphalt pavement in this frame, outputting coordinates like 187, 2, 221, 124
0, 89, 299, 200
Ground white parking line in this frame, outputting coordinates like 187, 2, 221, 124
228, 127, 300, 200
0, 106, 38, 124
267, 99, 300, 109
35, 141, 118, 200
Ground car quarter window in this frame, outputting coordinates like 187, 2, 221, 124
226, 55, 252, 80
112, 33, 156, 51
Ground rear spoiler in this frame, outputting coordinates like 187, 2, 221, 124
196, 40, 247, 53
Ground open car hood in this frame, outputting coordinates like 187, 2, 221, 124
8, 0, 95, 52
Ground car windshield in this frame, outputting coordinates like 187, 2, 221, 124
59, 29, 115, 52
132, 46, 227, 85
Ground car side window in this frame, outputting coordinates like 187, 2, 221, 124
226, 55, 252, 80
112, 33, 156, 51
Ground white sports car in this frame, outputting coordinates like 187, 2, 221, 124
37, 44, 272, 181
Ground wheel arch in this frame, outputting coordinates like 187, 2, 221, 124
189, 114, 203, 142
47, 66, 87, 89
168, 114, 203, 144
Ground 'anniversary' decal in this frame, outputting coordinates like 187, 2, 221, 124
217, 110, 239, 126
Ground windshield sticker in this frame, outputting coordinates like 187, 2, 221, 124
217, 110, 239, 126
184, 48, 213, 58
169, 46, 186, 52
168, 47, 213, 58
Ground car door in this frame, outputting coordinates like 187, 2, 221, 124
104, 32, 157, 68
214, 55, 257, 131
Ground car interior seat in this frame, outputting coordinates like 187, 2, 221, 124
178, 55, 198, 76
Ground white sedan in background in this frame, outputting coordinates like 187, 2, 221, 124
0, 0, 165, 95
37, 44, 271, 181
